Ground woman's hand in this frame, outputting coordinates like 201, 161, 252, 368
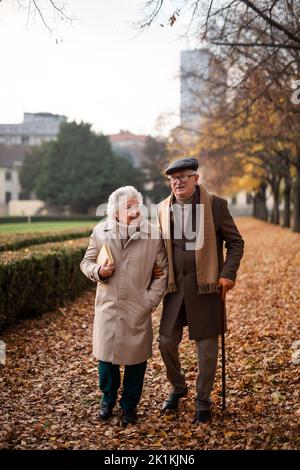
99, 259, 115, 278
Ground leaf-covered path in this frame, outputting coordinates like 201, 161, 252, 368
1, 218, 299, 450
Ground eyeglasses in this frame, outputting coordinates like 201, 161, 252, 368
168, 174, 197, 183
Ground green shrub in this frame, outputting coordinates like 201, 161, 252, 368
0, 238, 93, 330
0, 215, 100, 224
0, 229, 92, 252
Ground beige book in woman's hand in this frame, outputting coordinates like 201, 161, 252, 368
97, 243, 114, 266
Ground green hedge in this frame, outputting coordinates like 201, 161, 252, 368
0, 215, 100, 224
0, 229, 93, 252
0, 238, 93, 330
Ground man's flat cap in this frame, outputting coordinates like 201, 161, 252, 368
165, 157, 199, 175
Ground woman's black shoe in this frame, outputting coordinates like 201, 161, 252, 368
122, 409, 138, 426
99, 402, 113, 421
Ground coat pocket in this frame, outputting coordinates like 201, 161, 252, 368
144, 289, 155, 314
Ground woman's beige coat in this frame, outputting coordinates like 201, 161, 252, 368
80, 219, 168, 365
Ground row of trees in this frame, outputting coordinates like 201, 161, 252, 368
196, 74, 300, 231
141, 0, 300, 232
13, 1, 300, 229
20, 122, 170, 213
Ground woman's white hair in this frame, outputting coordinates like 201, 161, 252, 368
107, 186, 143, 221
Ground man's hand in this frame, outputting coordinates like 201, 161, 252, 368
152, 263, 164, 280
218, 277, 235, 301
99, 259, 115, 278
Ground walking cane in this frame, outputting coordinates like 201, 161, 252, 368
221, 293, 226, 411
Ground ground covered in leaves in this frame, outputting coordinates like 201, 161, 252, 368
0, 218, 299, 450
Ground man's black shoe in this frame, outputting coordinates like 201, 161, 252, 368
161, 386, 188, 412
122, 409, 138, 426
194, 410, 211, 424
99, 402, 113, 421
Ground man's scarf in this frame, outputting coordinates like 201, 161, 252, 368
158, 184, 219, 294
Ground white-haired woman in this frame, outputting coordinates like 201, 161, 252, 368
80, 186, 168, 426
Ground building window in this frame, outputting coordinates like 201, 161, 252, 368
246, 193, 253, 205
5, 192, 12, 204
5, 171, 12, 181
22, 135, 30, 144
231, 196, 237, 205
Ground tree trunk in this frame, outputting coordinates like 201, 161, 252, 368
253, 194, 258, 218
292, 152, 300, 232
270, 176, 281, 225
282, 174, 292, 228
253, 182, 268, 221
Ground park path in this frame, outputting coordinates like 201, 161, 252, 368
0, 218, 299, 450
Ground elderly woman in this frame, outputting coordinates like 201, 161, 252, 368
80, 186, 167, 426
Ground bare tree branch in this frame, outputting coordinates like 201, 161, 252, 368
212, 41, 300, 49
10, 0, 76, 34
241, 0, 300, 46
32, 0, 52, 33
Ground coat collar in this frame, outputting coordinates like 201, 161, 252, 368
103, 217, 152, 235
170, 185, 200, 206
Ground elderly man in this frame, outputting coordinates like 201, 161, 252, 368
80, 186, 167, 426
157, 157, 244, 424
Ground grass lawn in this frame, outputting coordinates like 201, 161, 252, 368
0, 221, 98, 234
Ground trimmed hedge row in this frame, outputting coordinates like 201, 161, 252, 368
0, 238, 92, 330
0, 229, 93, 252
0, 215, 100, 224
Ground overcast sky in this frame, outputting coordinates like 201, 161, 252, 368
0, 0, 200, 136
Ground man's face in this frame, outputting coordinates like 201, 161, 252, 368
116, 197, 141, 226
169, 170, 199, 199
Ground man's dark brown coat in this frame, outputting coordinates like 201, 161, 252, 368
159, 191, 244, 339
